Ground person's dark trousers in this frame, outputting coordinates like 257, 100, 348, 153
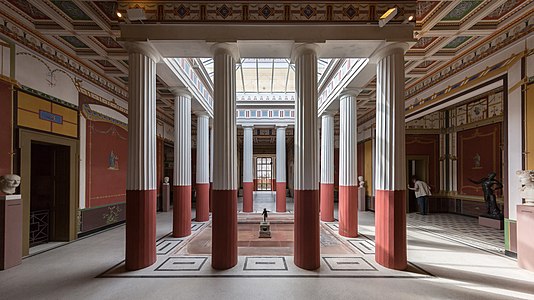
417, 196, 427, 215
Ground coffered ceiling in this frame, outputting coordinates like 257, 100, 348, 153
0, 0, 532, 128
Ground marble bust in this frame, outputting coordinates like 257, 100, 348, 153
358, 176, 365, 188
517, 170, 534, 204
163, 177, 169, 184
0, 174, 21, 195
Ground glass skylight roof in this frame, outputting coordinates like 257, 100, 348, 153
198, 58, 332, 94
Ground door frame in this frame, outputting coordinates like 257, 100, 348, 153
19, 128, 79, 255
406, 155, 430, 213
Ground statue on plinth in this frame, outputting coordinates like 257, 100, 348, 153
262, 208, 268, 222
469, 172, 503, 219
358, 176, 365, 188
259, 208, 271, 238
517, 170, 534, 205
0, 174, 21, 195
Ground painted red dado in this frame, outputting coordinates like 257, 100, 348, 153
320, 183, 334, 222
375, 189, 407, 270
339, 186, 358, 237
195, 183, 209, 221
243, 182, 254, 212
86, 120, 128, 207
125, 190, 156, 270
0, 81, 12, 176
212, 190, 237, 269
294, 189, 320, 270
173, 185, 191, 237
276, 182, 286, 212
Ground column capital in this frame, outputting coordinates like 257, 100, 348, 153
291, 43, 320, 62
276, 124, 287, 129
195, 111, 210, 118
170, 87, 192, 99
211, 43, 240, 60
124, 41, 161, 63
370, 42, 409, 63
340, 88, 362, 99
242, 125, 254, 130
321, 111, 336, 118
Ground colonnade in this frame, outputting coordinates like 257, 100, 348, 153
124, 41, 408, 272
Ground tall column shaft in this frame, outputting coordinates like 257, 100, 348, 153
293, 44, 320, 270
339, 92, 359, 237
196, 114, 210, 221
211, 43, 238, 270
320, 113, 334, 221
173, 89, 192, 237
209, 126, 214, 212
242, 126, 254, 212
374, 43, 408, 270
125, 43, 158, 271
276, 126, 287, 212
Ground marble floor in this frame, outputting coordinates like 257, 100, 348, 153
1, 194, 533, 300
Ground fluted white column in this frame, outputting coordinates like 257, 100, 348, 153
374, 43, 409, 270
320, 113, 334, 221
276, 125, 287, 212
124, 41, 158, 271
209, 125, 214, 210
172, 88, 192, 238
173, 89, 192, 186
338, 90, 360, 237
293, 43, 320, 270
196, 113, 210, 221
242, 125, 254, 212
211, 43, 238, 270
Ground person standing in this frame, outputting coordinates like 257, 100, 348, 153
408, 176, 432, 215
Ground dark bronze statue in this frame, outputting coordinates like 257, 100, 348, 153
262, 208, 268, 222
469, 172, 503, 219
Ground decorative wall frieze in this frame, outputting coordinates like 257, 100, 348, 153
0, 15, 128, 101
117, 2, 416, 24
78, 87, 128, 115
82, 104, 128, 131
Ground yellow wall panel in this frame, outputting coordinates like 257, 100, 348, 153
18, 92, 50, 114
364, 140, 373, 196
52, 103, 78, 124
526, 84, 534, 170
17, 109, 51, 132
52, 122, 77, 138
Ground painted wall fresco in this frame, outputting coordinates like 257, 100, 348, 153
406, 134, 440, 190
457, 123, 502, 197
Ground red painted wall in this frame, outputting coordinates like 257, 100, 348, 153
0, 80, 12, 177
457, 123, 502, 197
406, 134, 439, 190
86, 120, 128, 207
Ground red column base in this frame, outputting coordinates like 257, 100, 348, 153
320, 183, 334, 222
339, 185, 358, 237
294, 189, 320, 270
276, 182, 286, 212
173, 185, 191, 238
375, 189, 407, 270
209, 183, 213, 212
196, 183, 210, 222
243, 182, 254, 212
212, 190, 238, 270
125, 190, 157, 271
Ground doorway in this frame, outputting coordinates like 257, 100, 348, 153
29, 142, 70, 246
256, 157, 272, 191
407, 156, 429, 213
19, 129, 78, 255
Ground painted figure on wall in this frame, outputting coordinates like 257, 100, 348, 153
108, 150, 119, 170
469, 172, 503, 219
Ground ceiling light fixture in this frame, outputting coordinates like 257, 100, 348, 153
408, 15, 414, 21
379, 7, 398, 27
116, 12, 122, 18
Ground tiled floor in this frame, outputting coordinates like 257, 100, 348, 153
2, 197, 534, 300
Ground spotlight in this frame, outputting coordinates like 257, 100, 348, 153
408, 15, 414, 21
116, 12, 122, 18
379, 7, 398, 27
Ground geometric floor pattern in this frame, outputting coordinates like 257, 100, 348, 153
407, 213, 505, 256
99, 219, 430, 279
